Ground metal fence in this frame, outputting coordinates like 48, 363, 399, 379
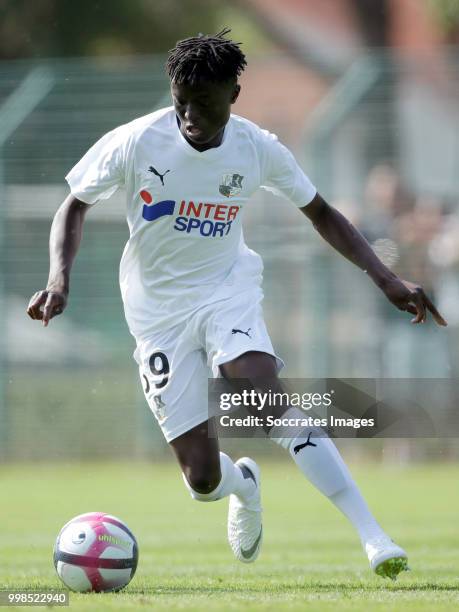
1, 51, 458, 460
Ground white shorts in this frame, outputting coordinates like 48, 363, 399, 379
133, 288, 284, 442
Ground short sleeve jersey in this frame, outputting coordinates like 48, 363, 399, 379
66, 107, 316, 340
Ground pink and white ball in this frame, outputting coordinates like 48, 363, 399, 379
53, 512, 138, 593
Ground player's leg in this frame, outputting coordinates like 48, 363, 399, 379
207, 285, 407, 578
169, 417, 258, 511
221, 351, 380, 531
135, 330, 259, 561
169, 418, 221, 494
170, 417, 262, 564
172, 426, 262, 565
220, 350, 408, 579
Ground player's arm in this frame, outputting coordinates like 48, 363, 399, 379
300, 192, 447, 326
27, 194, 91, 326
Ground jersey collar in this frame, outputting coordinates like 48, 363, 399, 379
173, 112, 233, 159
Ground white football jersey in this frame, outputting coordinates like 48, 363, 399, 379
66, 107, 316, 340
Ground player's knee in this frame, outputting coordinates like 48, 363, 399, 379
188, 474, 220, 494
182, 468, 222, 500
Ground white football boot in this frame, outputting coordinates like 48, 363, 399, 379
227, 457, 262, 563
364, 534, 409, 580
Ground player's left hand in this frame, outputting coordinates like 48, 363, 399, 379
27, 289, 67, 327
381, 277, 447, 326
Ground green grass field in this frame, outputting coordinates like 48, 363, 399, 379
1, 461, 458, 611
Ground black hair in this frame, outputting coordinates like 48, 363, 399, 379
166, 28, 247, 85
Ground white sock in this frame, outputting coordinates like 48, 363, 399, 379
270, 407, 384, 544
183, 452, 256, 503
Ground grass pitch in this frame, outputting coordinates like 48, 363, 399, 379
1, 461, 458, 611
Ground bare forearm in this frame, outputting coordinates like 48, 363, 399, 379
47, 195, 89, 294
301, 193, 396, 289
300, 192, 446, 326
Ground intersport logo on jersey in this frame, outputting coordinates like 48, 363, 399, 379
140, 191, 241, 238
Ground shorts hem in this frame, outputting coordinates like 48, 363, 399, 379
212, 346, 285, 376
162, 411, 211, 443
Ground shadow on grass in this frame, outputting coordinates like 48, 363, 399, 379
9, 581, 458, 598
126, 582, 459, 596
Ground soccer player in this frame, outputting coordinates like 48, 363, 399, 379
27, 30, 446, 579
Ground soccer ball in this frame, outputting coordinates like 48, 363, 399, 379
53, 512, 139, 593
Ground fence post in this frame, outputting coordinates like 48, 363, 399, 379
0, 66, 55, 460
301, 55, 383, 377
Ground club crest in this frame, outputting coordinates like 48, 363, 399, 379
219, 173, 244, 198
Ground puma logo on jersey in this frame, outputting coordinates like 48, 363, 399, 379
149, 165, 170, 186
232, 327, 251, 338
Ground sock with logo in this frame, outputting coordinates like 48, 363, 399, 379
183, 451, 256, 503
269, 407, 384, 543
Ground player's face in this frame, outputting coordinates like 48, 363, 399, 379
171, 80, 240, 151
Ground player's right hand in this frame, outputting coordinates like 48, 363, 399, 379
27, 290, 68, 327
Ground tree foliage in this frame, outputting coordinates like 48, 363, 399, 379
428, 0, 459, 37
0, 0, 232, 59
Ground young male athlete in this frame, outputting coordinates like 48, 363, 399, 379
27, 30, 446, 579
